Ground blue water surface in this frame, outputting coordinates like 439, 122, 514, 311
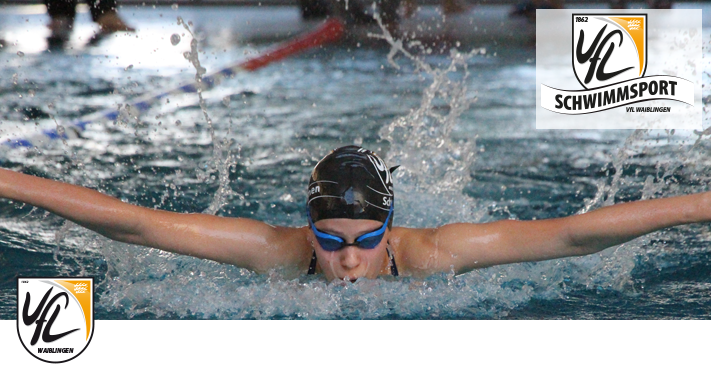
0, 5, 710, 319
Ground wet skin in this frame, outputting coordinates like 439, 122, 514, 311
5, 168, 711, 283
307, 218, 393, 282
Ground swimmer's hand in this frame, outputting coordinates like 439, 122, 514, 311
0, 168, 310, 272
394, 192, 711, 275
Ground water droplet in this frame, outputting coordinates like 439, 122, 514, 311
171, 3, 179, 10
222, 96, 230, 107
170, 34, 181, 46
175, 120, 181, 126
17, 51, 24, 57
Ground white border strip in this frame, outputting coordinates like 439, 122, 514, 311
1, 320, 708, 380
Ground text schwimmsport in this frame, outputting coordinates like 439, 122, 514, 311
554, 79, 677, 111
539, 75, 694, 115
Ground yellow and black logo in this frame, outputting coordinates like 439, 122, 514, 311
572, 14, 647, 89
541, 13, 693, 115
17, 278, 94, 363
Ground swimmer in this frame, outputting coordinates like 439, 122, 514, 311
45, 0, 135, 48
1, 145, 710, 281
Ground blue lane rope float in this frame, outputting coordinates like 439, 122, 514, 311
2, 18, 344, 150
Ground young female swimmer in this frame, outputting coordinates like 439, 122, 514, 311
1, 145, 710, 282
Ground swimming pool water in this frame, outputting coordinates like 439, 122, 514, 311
0, 5, 710, 319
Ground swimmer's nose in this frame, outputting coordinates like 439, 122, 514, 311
340, 248, 360, 270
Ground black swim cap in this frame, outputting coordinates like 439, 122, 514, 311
307, 146, 397, 228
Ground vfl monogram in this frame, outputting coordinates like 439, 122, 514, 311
572, 14, 647, 89
576, 25, 633, 84
17, 278, 94, 363
22, 287, 80, 346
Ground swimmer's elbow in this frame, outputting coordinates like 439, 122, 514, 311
95, 223, 146, 246
100, 207, 161, 247
559, 223, 602, 258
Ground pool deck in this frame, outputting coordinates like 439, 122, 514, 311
0, 0, 707, 5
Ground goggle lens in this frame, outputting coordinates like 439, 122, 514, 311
318, 237, 347, 251
353, 234, 383, 249
308, 203, 393, 251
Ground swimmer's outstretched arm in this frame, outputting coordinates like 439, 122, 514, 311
0, 168, 311, 272
397, 192, 711, 275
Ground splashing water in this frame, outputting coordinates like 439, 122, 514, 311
370, 12, 486, 227
111, 14, 611, 320
95, 10, 708, 319
97, 16, 246, 314
92, 12, 549, 320
3, 6, 709, 319
176, 17, 243, 215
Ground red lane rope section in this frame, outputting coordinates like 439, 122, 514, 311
239, 18, 345, 72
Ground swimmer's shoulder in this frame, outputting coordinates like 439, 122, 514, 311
223, 221, 312, 272
389, 226, 442, 276
390, 223, 493, 276
270, 225, 313, 267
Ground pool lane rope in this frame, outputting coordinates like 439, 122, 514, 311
3, 18, 345, 150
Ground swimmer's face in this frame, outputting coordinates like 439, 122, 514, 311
308, 218, 391, 282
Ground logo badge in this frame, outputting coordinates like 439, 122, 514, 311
536, 9, 700, 127
17, 278, 94, 363
572, 14, 647, 89
540, 12, 694, 116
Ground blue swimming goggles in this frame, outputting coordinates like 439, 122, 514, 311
308, 203, 393, 251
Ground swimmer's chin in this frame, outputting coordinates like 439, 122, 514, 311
328, 276, 359, 283
327, 275, 364, 283
326, 272, 401, 283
